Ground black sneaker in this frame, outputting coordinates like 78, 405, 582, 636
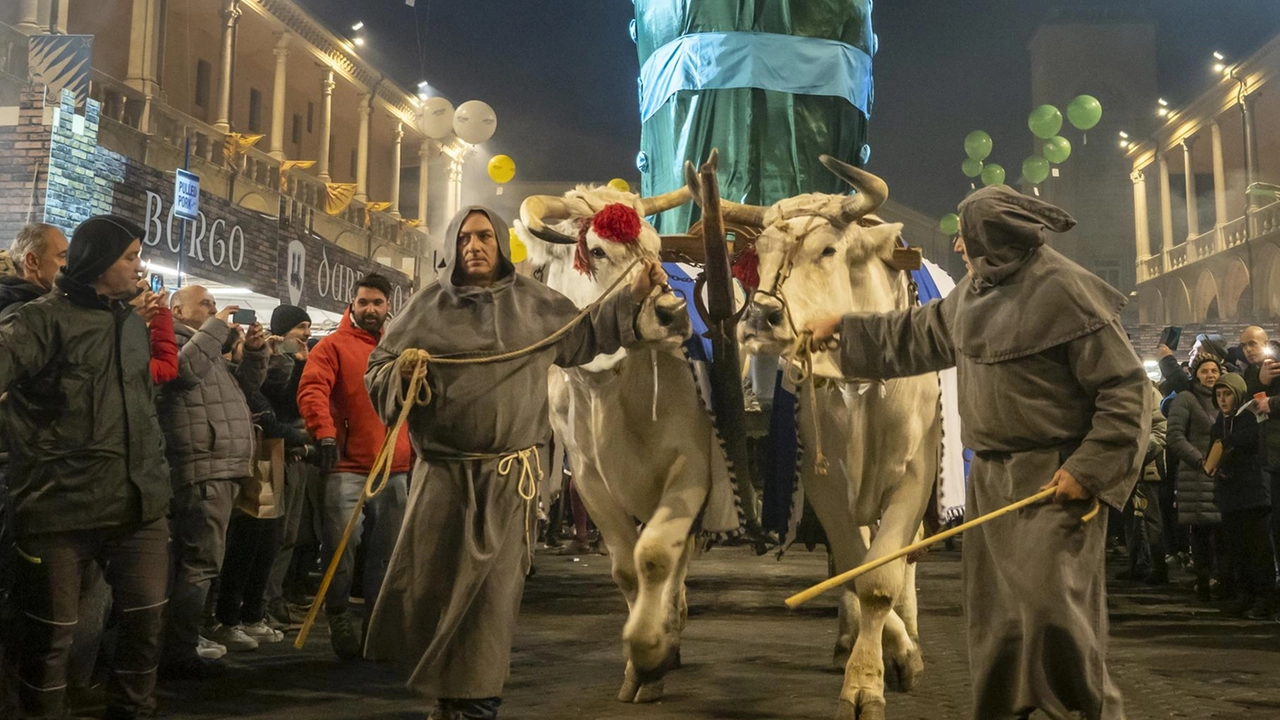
328, 611, 361, 661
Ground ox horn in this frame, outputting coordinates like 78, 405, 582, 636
820, 154, 889, 225
519, 195, 578, 245
639, 185, 693, 217
683, 150, 768, 228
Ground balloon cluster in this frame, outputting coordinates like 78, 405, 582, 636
943, 95, 1102, 236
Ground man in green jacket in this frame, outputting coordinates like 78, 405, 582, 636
0, 215, 171, 720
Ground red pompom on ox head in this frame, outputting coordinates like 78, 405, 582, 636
591, 203, 642, 245
732, 246, 760, 291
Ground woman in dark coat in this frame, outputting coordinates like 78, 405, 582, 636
1166, 356, 1225, 601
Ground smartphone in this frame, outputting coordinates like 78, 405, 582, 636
1159, 325, 1182, 352
231, 308, 257, 326
149, 273, 164, 294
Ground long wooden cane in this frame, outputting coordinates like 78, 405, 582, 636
785, 487, 1100, 609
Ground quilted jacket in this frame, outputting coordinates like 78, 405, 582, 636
158, 317, 268, 487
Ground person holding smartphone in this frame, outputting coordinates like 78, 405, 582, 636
159, 286, 270, 675
261, 304, 318, 626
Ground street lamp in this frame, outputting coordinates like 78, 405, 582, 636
1156, 98, 1170, 118
1213, 50, 1227, 75
1118, 130, 1130, 149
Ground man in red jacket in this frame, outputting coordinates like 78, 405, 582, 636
297, 273, 411, 660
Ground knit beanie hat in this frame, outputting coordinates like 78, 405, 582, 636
65, 215, 144, 285
1213, 372, 1248, 408
270, 304, 312, 336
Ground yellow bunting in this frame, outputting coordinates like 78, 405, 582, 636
324, 183, 357, 215
608, 178, 630, 193
222, 133, 265, 165
279, 160, 316, 191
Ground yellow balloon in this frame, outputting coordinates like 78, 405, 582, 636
508, 228, 527, 264
607, 177, 630, 193
488, 154, 516, 184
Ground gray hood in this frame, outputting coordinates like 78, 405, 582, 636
442, 205, 516, 298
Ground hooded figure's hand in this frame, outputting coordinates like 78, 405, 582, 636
630, 260, 667, 302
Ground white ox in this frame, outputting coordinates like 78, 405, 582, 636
515, 186, 738, 704
691, 156, 942, 720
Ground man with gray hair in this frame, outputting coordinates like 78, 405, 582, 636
0, 223, 69, 317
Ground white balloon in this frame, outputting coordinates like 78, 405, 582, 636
453, 100, 497, 145
419, 97, 455, 140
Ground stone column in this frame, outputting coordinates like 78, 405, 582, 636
355, 93, 371, 201
1242, 93, 1260, 207
126, 0, 165, 96
1132, 169, 1151, 261
418, 141, 431, 224
268, 33, 289, 160
1158, 152, 1174, 254
316, 69, 335, 183
449, 158, 464, 220
1209, 120, 1229, 226
15, 0, 40, 33
1182, 138, 1199, 240
212, 0, 242, 133
389, 123, 403, 217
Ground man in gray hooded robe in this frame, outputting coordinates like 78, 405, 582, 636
808, 185, 1151, 720
363, 206, 671, 720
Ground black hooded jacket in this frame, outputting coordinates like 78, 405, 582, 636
0, 274, 46, 318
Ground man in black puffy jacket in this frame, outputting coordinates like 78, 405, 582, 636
0, 215, 171, 720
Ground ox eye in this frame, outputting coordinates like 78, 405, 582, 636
821, 246, 837, 258
590, 247, 608, 259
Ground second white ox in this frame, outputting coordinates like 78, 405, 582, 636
516, 186, 739, 704
689, 155, 942, 720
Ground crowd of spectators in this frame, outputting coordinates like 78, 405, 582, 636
1126, 328, 1280, 621
0, 217, 408, 719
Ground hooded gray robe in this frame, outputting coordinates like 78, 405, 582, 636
363, 206, 644, 700
836, 186, 1150, 720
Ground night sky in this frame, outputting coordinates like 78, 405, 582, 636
298, 0, 1280, 217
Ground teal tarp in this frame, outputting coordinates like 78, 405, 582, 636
635, 1, 875, 233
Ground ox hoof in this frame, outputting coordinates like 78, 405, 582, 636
834, 695, 886, 720
618, 662, 666, 704
884, 644, 924, 693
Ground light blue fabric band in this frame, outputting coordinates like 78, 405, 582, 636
638, 31, 874, 123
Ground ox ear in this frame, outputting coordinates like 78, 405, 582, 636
858, 221, 904, 262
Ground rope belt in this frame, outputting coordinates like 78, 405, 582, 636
295, 258, 646, 650
430, 447, 546, 568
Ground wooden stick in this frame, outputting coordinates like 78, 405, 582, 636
784, 487, 1057, 610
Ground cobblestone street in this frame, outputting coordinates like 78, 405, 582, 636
158, 545, 1280, 719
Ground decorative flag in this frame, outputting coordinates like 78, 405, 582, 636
279, 160, 316, 191
222, 133, 265, 166
324, 183, 357, 215
363, 201, 392, 227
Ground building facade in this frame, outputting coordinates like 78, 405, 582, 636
1128, 31, 1280, 327
1, 0, 474, 294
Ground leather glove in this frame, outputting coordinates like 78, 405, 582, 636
318, 438, 338, 473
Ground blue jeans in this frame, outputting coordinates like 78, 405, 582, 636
321, 472, 407, 614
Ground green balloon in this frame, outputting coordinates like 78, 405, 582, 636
1022, 156, 1050, 185
1043, 135, 1072, 164
1028, 104, 1063, 140
965, 131, 993, 161
981, 163, 1006, 187
1067, 95, 1103, 131
962, 158, 984, 178
939, 213, 959, 236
